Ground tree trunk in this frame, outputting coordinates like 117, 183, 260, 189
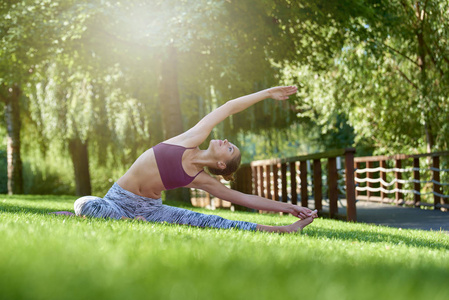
68, 138, 92, 196
416, 2, 434, 152
3, 84, 24, 195
158, 45, 184, 138
424, 120, 434, 153
157, 45, 190, 203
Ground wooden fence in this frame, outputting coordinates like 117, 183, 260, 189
191, 149, 449, 221
354, 151, 449, 210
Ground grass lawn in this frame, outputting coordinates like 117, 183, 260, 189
1, 195, 448, 300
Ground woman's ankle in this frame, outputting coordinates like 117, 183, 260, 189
256, 224, 290, 233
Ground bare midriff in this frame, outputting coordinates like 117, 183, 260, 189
116, 149, 165, 199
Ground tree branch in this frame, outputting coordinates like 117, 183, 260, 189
381, 41, 420, 68
393, 65, 419, 90
422, 0, 430, 22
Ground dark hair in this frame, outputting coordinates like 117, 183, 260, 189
207, 151, 242, 181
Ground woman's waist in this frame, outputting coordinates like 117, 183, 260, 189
105, 182, 162, 204
116, 177, 163, 200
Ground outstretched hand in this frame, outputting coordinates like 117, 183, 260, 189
291, 206, 318, 220
268, 86, 298, 101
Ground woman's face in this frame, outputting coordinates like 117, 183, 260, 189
209, 139, 240, 162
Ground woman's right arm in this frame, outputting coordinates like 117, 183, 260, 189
188, 172, 313, 219
166, 86, 297, 147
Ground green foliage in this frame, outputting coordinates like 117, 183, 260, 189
2, 0, 303, 194
1, 196, 449, 300
0, 0, 81, 86
15, 134, 75, 195
285, 0, 449, 154
238, 117, 353, 163
2, 0, 448, 195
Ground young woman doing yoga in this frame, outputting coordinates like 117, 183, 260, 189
74, 86, 318, 233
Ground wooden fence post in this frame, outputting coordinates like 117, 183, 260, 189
265, 165, 272, 200
380, 160, 387, 203
413, 158, 420, 207
281, 163, 288, 203
290, 162, 298, 205
345, 148, 357, 222
300, 161, 308, 207
367, 161, 374, 200
433, 156, 441, 210
313, 159, 322, 212
246, 166, 252, 195
395, 159, 403, 205
258, 165, 265, 198
328, 157, 338, 218
273, 163, 279, 201
251, 165, 258, 196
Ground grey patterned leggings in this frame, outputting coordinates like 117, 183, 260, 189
74, 183, 257, 231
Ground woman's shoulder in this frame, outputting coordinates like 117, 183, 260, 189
190, 171, 223, 188
161, 130, 203, 148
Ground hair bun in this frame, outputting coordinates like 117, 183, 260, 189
222, 174, 235, 182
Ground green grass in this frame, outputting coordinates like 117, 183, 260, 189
1, 195, 448, 300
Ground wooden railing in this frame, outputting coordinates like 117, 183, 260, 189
191, 149, 449, 221
231, 148, 357, 221
354, 151, 449, 210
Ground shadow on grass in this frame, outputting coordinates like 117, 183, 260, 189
2, 197, 448, 251
0, 204, 74, 215
0, 194, 77, 201
306, 226, 449, 251
1, 196, 75, 215
0, 197, 194, 219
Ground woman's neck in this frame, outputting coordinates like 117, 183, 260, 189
189, 148, 216, 170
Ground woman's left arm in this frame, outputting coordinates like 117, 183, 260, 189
167, 86, 297, 147
189, 173, 313, 219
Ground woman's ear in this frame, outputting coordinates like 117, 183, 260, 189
217, 161, 227, 170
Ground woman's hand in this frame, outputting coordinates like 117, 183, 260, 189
134, 215, 146, 221
290, 205, 318, 219
267, 86, 298, 101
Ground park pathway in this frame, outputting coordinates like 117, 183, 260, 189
320, 200, 449, 232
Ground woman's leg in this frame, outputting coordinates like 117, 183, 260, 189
256, 217, 314, 233
74, 196, 127, 220
142, 204, 315, 232
143, 204, 258, 231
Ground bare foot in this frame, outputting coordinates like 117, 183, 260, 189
256, 215, 316, 233
285, 217, 314, 233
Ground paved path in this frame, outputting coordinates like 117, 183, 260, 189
319, 200, 449, 232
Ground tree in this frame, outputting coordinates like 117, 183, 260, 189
283, 0, 449, 154
77, 0, 300, 200
0, 0, 73, 194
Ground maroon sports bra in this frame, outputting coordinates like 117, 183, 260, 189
152, 143, 203, 190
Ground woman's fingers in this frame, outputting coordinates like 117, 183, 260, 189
284, 86, 298, 95
295, 207, 317, 219
270, 86, 298, 100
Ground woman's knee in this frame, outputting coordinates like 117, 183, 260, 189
74, 196, 123, 219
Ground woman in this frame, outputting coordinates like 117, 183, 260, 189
75, 86, 318, 233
